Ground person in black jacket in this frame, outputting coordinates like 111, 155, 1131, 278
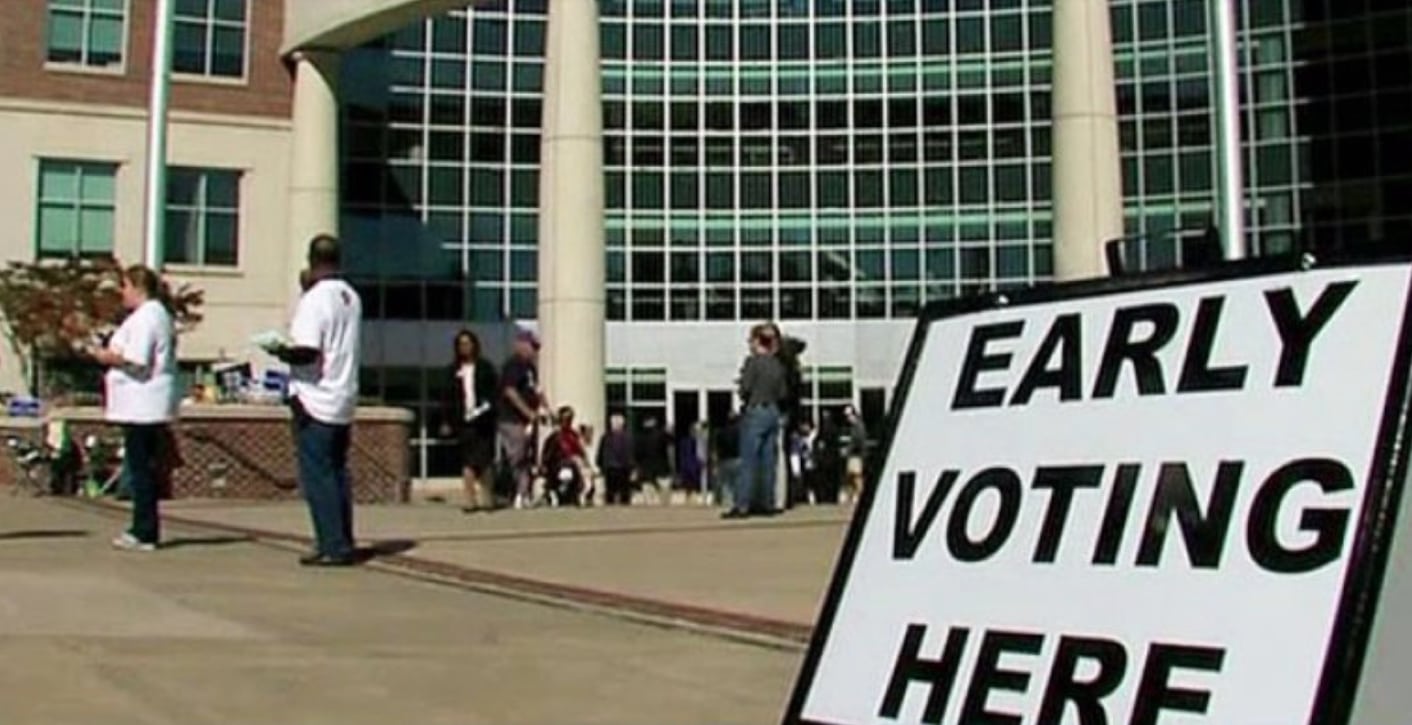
635, 416, 673, 505
440, 329, 499, 513
597, 411, 635, 506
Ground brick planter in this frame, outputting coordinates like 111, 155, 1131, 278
0, 405, 413, 503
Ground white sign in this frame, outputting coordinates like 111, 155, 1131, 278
787, 262, 1412, 725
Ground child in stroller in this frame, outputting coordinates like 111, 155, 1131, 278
540, 406, 595, 507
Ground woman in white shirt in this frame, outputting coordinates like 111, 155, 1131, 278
88, 266, 177, 552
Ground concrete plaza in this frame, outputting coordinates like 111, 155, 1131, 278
0, 494, 854, 724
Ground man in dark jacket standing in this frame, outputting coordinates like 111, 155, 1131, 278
597, 411, 635, 505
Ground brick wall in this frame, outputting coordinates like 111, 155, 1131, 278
0, 412, 412, 503
0, 0, 292, 119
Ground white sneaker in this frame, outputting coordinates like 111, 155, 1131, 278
111, 532, 156, 552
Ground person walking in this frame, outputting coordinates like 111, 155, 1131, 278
814, 410, 844, 504
596, 411, 635, 505
634, 416, 672, 505
89, 265, 178, 552
271, 235, 362, 567
675, 421, 704, 505
724, 323, 788, 519
441, 329, 498, 513
498, 327, 547, 509
711, 411, 741, 509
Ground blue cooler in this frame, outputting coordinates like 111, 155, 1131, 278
7, 397, 41, 418
262, 370, 290, 398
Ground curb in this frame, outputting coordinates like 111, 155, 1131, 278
61, 498, 814, 652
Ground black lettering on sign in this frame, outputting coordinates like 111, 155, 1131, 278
893, 470, 960, 561
1032, 466, 1105, 563
947, 468, 1023, 562
959, 631, 1045, 725
1092, 304, 1180, 400
1248, 458, 1353, 574
1176, 297, 1249, 393
954, 322, 1025, 410
1092, 464, 1141, 566
1130, 643, 1226, 725
1136, 462, 1243, 569
1036, 636, 1128, 725
1010, 314, 1084, 406
878, 624, 969, 723
1265, 281, 1356, 387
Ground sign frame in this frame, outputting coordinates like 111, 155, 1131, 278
783, 252, 1412, 725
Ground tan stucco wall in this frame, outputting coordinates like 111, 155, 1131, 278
284, 0, 491, 53
0, 97, 295, 394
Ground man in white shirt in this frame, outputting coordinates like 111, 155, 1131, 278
272, 235, 362, 567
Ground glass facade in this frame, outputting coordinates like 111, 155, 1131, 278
339, 0, 1411, 475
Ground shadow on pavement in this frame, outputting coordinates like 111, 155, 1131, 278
0, 529, 89, 541
161, 535, 254, 549
356, 539, 418, 562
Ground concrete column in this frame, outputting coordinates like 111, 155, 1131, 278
287, 49, 341, 305
1051, 0, 1124, 281
537, 0, 606, 429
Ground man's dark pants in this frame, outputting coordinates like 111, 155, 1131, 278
604, 468, 632, 505
123, 423, 166, 544
293, 401, 354, 558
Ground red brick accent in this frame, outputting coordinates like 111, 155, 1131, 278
0, 0, 292, 119
0, 413, 411, 503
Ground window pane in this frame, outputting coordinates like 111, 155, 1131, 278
474, 19, 507, 54
205, 211, 238, 265
214, 0, 245, 21
167, 169, 201, 206
89, 16, 124, 61
207, 170, 239, 208
211, 26, 244, 77
164, 209, 197, 264
671, 25, 697, 59
48, 11, 84, 62
38, 205, 76, 255
79, 208, 114, 254
79, 165, 115, 201
40, 164, 78, 200
515, 21, 545, 56
173, 21, 206, 73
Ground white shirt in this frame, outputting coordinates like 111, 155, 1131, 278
458, 362, 490, 422
288, 278, 362, 425
104, 300, 177, 424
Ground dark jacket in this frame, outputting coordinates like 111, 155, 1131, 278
635, 426, 673, 479
444, 359, 499, 436
597, 429, 635, 472
713, 418, 740, 462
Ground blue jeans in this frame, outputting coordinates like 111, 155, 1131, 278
293, 402, 354, 558
736, 405, 780, 513
122, 424, 165, 544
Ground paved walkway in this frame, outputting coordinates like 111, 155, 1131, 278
0, 495, 814, 724
151, 498, 854, 643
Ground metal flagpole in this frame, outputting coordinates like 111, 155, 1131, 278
1213, 0, 1247, 260
142, 0, 176, 268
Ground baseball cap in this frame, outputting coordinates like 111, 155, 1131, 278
514, 326, 541, 348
